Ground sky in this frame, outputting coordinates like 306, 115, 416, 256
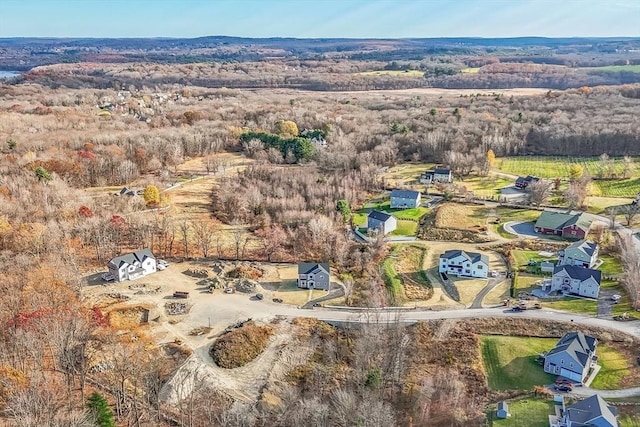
0, 0, 638, 39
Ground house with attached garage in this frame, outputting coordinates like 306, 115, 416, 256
438, 250, 489, 278
544, 332, 598, 384
367, 210, 397, 235
534, 211, 592, 240
551, 265, 601, 298
558, 240, 599, 269
420, 168, 452, 184
390, 189, 421, 209
297, 263, 330, 290
551, 394, 618, 427
107, 249, 157, 282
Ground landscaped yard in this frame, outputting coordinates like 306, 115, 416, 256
352, 196, 429, 236
481, 335, 556, 390
511, 250, 556, 275
391, 219, 419, 236
542, 297, 598, 315
488, 398, 556, 427
590, 344, 635, 390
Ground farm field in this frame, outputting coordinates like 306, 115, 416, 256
481, 335, 556, 390
496, 157, 640, 197
488, 398, 555, 427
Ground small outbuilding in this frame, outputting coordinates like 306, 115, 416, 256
496, 401, 510, 419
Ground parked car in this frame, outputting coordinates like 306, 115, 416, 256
101, 273, 115, 282
272, 298, 283, 303
224, 287, 234, 294
532, 303, 542, 309
611, 294, 621, 302
158, 259, 169, 267
555, 378, 572, 385
255, 293, 264, 300
490, 270, 499, 277
554, 384, 573, 392
510, 306, 524, 312
157, 264, 167, 271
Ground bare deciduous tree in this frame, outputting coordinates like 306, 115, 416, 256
526, 179, 552, 207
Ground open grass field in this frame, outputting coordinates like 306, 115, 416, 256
586, 196, 635, 214
495, 157, 640, 197
542, 297, 598, 315
496, 156, 639, 179
583, 64, 640, 72
458, 175, 513, 198
356, 69, 425, 77
481, 335, 556, 390
488, 398, 556, 427
590, 344, 634, 390
435, 203, 487, 230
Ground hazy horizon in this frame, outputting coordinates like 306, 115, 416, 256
1, 0, 638, 39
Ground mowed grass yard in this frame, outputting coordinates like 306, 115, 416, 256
495, 156, 640, 197
353, 197, 429, 236
481, 336, 556, 390
590, 344, 636, 390
488, 398, 556, 427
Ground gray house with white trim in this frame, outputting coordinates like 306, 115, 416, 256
390, 189, 421, 209
551, 265, 601, 299
558, 240, 599, 269
544, 332, 598, 383
561, 394, 618, 427
367, 210, 397, 235
297, 263, 330, 290
107, 249, 157, 282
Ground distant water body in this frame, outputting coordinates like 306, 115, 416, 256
0, 71, 20, 79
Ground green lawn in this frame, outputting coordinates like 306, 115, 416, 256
590, 344, 634, 390
353, 197, 428, 236
511, 250, 556, 275
382, 255, 403, 304
488, 398, 556, 427
586, 196, 635, 214
515, 275, 542, 292
458, 175, 513, 199
542, 297, 598, 315
496, 156, 640, 181
391, 219, 419, 236
481, 336, 556, 390
620, 414, 640, 427
599, 254, 624, 275
584, 64, 640, 72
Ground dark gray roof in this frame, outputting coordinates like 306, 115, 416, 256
108, 248, 155, 268
298, 262, 330, 275
547, 332, 597, 371
368, 210, 393, 222
440, 249, 489, 265
434, 168, 451, 175
391, 189, 420, 199
565, 240, 598, 257
566, 395, 618, 427
553, 265, 601, 284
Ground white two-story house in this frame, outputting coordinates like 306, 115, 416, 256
107, 249, 157, 282
439, 250, 489, 278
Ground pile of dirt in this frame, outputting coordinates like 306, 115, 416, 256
210, 322, 274, 369
227, 263, 263, 280
183, 268, 209, 278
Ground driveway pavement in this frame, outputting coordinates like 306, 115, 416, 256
503, 220, 538, 238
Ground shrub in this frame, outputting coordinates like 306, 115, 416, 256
210, 323, 274, 368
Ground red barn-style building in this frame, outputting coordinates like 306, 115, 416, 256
534, 211, 592, 240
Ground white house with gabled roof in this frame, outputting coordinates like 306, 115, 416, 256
439, 250, 489, 278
